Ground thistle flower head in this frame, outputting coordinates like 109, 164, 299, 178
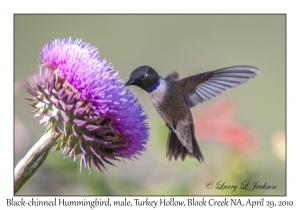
25, 38, 149, 172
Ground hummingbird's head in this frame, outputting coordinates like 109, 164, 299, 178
125, 65, 160, 93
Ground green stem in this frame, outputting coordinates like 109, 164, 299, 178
14, 149, 50, 193
14, 130, 59, 194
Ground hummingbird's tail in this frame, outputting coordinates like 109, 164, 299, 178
166, 126, 205, 163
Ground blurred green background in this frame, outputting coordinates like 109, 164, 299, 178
14, 15, 285, 195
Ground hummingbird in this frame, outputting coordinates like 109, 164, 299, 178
125, 65, 259, 163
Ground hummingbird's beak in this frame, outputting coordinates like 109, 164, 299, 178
125, 80, 134, 86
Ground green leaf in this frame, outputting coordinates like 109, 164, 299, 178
54, 137, 62, 153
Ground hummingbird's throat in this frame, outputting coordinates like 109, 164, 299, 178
146, 80, 160, 93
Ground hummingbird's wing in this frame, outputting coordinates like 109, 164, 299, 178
178, 66, 260, 108
165, 71, 179, 81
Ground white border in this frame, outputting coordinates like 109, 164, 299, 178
3, 0, 299, 209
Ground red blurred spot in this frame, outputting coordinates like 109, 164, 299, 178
194, 99, 259, 154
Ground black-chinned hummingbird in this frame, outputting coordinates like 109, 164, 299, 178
125, 65, 259, 163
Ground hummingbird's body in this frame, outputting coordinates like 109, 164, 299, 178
148, 78, 201, 161
125, 65, 259, 163
149, 78, 187, 126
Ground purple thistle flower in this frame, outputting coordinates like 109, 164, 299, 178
25, 38, 149, 172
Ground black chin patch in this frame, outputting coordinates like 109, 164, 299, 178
145, 79, 160, 93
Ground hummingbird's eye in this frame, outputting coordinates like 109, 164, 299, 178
140, 73, 147, 79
